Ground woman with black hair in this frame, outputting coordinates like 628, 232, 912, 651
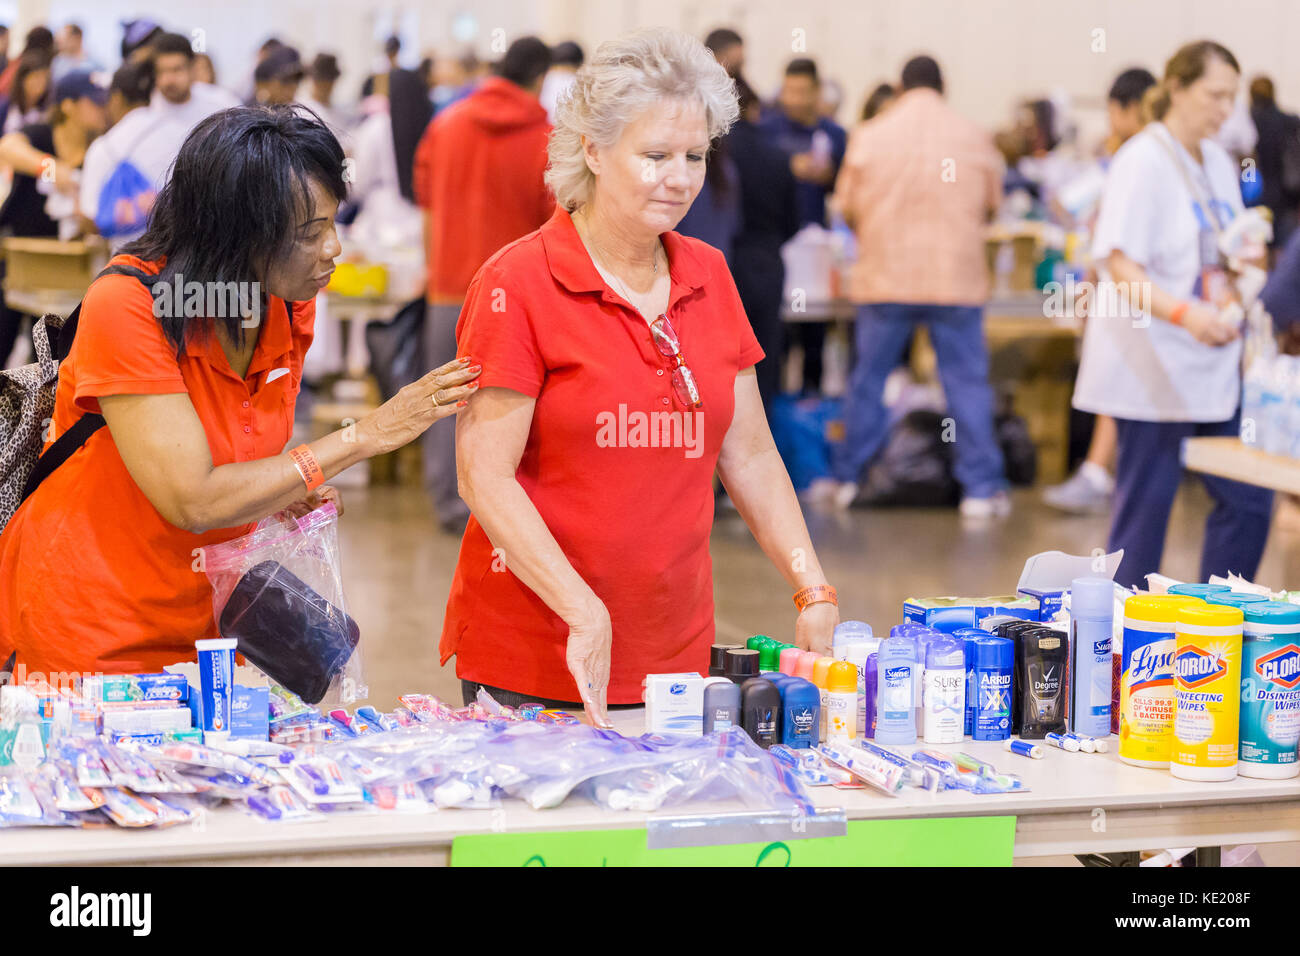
0, 106, 481, 677
350, 67, 432, 209
0, 49, 52, 135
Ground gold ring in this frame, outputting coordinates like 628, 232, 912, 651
431, 390, 444, 407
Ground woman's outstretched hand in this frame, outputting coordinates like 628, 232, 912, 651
358, 357, 482, 456
566, 600, 613, 728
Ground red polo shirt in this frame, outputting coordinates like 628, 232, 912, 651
441, 208, 764, 703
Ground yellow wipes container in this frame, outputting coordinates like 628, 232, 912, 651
1119, 595, 1206, 767
1171, 604, 1244, 781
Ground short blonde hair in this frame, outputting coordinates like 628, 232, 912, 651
546, 27, 739, 212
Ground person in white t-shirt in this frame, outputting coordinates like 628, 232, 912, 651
1074, 40, 1272, 589
79, 59, 166, 246
146, 32, 240, 161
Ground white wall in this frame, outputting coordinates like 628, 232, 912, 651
10, 0, 1300, 130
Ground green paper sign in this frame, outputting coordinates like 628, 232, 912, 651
452, 816, 1015, 866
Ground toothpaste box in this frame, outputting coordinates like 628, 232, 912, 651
81, 673, 189, 704
100, 705, 193, 736
109, 729, 204, 747
643, 673, 708, 736
903, 594, 1039, 630
1017, 587, 1065, 623
230, 686, 270, 740
164, 663, 269, 736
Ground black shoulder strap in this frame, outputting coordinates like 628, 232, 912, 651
21, 263, 157, 505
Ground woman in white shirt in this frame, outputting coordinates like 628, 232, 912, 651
1073, 40, 1272, 588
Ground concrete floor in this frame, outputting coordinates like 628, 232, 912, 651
336, 477, 1300, 711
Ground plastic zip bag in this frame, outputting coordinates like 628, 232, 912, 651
201, 502, 366, 707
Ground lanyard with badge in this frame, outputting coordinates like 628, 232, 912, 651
1152, 123, 1233, 306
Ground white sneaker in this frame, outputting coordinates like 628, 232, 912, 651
804, 477, 842, 505
1042, 462, 1113, 515
832, 481, 859, 510
959, 491, 1012, 519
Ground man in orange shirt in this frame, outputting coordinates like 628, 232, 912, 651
413, 36, 555, 532
823, 55, 1009, 519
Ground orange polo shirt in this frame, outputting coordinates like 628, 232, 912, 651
441, 208, 765, 704
0, 255, 313, 678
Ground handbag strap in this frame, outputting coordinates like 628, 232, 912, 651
20, 263, 157, 505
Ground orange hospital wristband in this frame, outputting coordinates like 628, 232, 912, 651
1168, 301, 1189, 326
289, 444, 324, 492
793, 584, 838, 612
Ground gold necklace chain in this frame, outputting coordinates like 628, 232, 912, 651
575, 210, 662, 316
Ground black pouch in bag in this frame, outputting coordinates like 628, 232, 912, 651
219, 560, 360, 705
203, 502, 366, 706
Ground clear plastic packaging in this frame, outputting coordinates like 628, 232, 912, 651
0, 768, 76, 828
202, 503, 366, 707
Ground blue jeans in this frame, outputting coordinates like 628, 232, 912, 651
832, 303, 1006, 498
1109, 414, 1273, 589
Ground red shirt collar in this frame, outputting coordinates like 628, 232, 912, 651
539, 206, 713, 312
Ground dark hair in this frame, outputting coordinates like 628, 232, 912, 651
862, 82, 895, 121
1027, 98, 1058, 152
733, 73, 760, 117
151, 32, 195, 62
260, 37, 284, 56
704, 28, 743, 54
12, 50, 52, 114
785, 57, 819, 84
1108, 67, 1157, 107
121, 106, 348, 354
1250, 75, 1275, 109
1144, 40, 1239, 122
388, 68, 433, 202
111, 59, 155, 106
901, 55, 942, 93
384, 35, 401, 58
64, 23, 83, 39
550, 41, 583, 68
23, 26, 54, 53
497, 36, 550, 88
311, 53, 341, 83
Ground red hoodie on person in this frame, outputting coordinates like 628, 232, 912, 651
413, 76, 556, 303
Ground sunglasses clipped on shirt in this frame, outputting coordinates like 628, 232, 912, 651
649, 313, 702, 410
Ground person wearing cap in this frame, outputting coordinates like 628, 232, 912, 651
0, 69, 108, 363
253, 46, 305, 107
298, 52, 348, 140
446, 29, 838, 726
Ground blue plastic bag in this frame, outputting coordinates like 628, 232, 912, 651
768, 394, 842, 491
94, 159, 156, 238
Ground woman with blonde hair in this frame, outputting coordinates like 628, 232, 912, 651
444, 28, 839, 725
1072, 40, 1272, 588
